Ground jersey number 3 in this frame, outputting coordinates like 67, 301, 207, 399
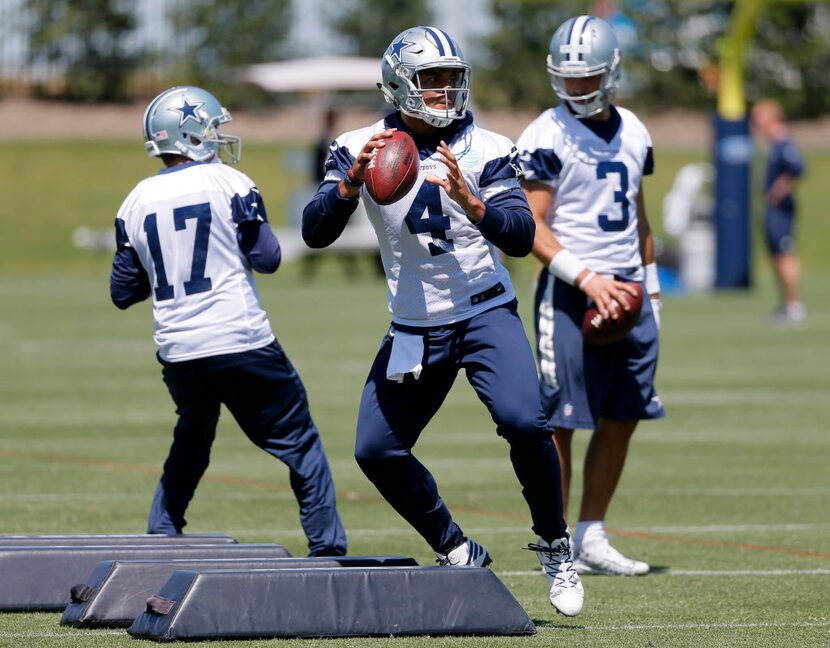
597, 161, 630, 232
144, 202, 213, 301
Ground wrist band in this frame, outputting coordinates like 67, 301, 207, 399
344, 169, 363, 188
578, 271, 597, 291
548, 249, 586, 286
645, 262, 660, 295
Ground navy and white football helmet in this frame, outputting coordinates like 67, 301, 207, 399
379, 26, 471, 128
547, 16, 621, 118
142, 86, 241, 164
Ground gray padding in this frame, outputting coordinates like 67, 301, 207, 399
0, 544, 290, 611
0, 534, 236, 546
128, 567, 535, 639
61, 556, 417, 627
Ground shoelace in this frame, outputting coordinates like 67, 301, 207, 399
526, 542, 580, 587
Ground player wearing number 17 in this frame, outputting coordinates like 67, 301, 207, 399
517, 16, 664, 576
109, 86, 347, 557
303, 27, 583, 616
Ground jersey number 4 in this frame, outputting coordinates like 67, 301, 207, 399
404, 183, 454, 256
597, 161, 630, 232
144, 202, 212, 301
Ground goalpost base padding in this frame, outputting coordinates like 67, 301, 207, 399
0, 543, 290, 611
61, 555, 418, 627
128, 566, 535, 640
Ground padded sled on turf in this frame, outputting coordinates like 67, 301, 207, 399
61, 556, 418, 628
0, 543, 290, 611
128, 566, 536, 640
0, 534, 236, 546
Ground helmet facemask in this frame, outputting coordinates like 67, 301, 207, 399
379, 27, 471, 129
547, 51, 620, 118
546, 15, 622, 119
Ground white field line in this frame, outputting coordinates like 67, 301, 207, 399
500, 568, 830, 577
2, 623, 828, 638
224, 523, 830, 538
538, 621, 830, 632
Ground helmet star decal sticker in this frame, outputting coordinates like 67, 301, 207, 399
169, 97, 204, 127
389, 33, 417, 62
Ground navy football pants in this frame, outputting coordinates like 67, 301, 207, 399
354, 302, 566, 555
147, 340, 347, 557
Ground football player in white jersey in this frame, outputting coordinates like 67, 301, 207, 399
110, 86, 346, 556
303, 27, 583, 616
517, 16, 664, 576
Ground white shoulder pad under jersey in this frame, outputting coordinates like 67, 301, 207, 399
517, 105, 653, 275
116, 161, 274, 361
330, 118, 519, 326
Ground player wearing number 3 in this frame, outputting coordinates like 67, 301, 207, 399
303, 27, 583, 616
517, 16, 664, 576
110, 86, 347, 556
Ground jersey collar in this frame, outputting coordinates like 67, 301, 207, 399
157, 160, 208, 175
384, 111, 474, 159
563, 104, 622, 144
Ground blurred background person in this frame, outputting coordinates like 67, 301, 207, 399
751, 98, 806, 326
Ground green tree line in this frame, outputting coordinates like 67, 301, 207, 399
20, 0, 830, 118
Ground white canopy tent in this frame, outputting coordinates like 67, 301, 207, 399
241, 57, 383, 265
241, 56, 381, 93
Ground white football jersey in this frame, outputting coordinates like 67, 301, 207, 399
517, 105, 653, 276
331, 118, 518, 326
116, 162, 274, 361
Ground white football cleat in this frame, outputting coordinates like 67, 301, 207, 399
436, 538, 492, 567
574, 537, 650, 576
529, 536, 584, 616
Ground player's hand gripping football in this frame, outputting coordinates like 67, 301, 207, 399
425, 140, 486, 223
580, 273, 641, 321
340, 129, 397, 198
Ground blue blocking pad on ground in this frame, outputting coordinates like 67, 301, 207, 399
0, 533, 237, 546
0, 543, 290, 611
128, 566, 536, 640
61, 555, 418, 628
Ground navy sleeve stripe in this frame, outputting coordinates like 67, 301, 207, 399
518, 148, 563, 181
325, 142, 356, 175
643, 147, 655, 176
115, 218, 131, 248
230, 188, 268, 224
480, 151, 520, 188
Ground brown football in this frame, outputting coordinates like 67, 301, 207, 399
582, 282, 644, 346
364, 131, 420, 205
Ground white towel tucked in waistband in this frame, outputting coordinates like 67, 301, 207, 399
386, 331, 424, 382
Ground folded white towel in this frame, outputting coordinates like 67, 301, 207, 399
386, 331, 424, 382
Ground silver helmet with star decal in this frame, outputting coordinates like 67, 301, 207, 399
142, 86, 241, 164
379, 26, 471, 128
547, 15, 621, 118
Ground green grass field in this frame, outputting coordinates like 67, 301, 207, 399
0, 140, 828, 646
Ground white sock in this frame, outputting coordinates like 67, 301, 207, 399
573, 520, 605, 553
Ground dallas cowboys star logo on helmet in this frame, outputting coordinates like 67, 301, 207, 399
389, 33, 417, 62
170, 96, 204, 127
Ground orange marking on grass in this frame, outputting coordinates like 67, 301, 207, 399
608, 526, 830, 561
5, 449, 828, 560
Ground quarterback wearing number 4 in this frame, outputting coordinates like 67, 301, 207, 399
304, 26, 584, 615
110, 86, 347, 557
517, 16, 664, 576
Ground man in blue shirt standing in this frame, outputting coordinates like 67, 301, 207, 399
751, 99, 806, 325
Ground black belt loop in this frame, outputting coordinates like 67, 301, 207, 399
470, 282, 506, 306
